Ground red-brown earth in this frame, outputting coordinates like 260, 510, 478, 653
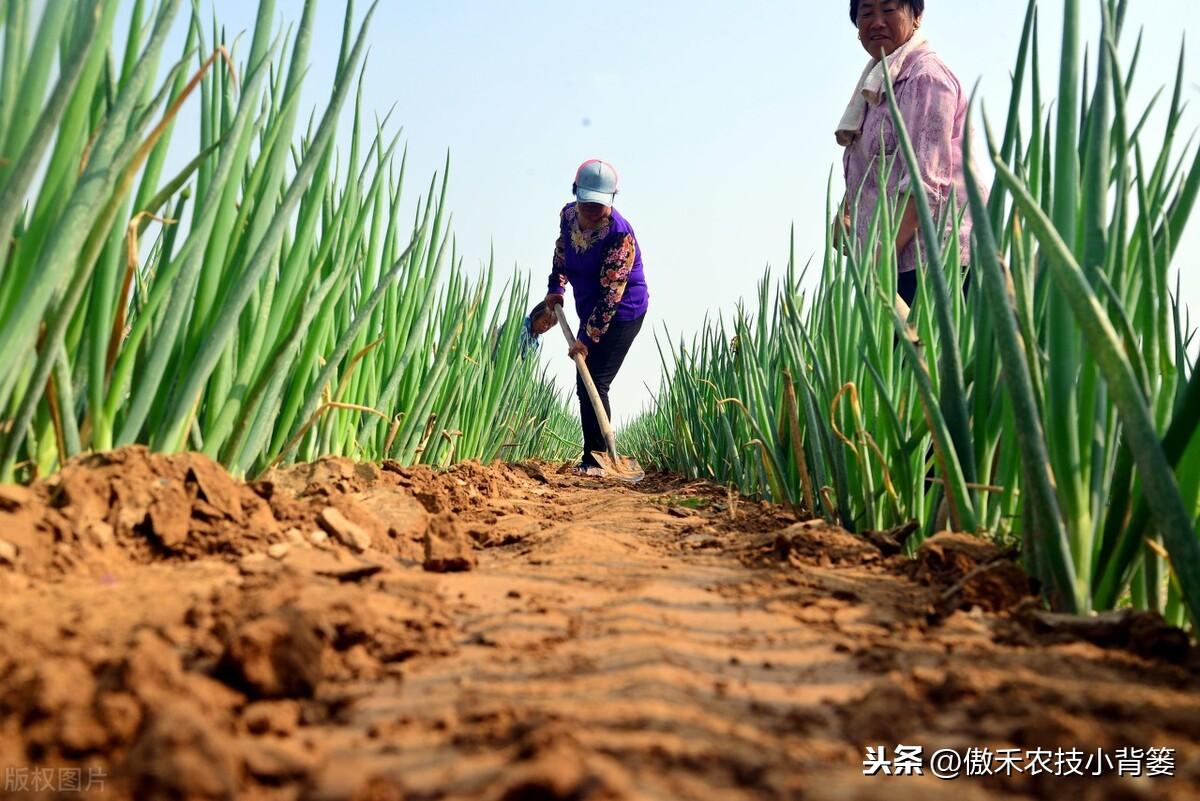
1, 447, 1198, 800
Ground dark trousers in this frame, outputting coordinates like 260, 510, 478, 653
576, 314, 645, 467
898, 270, 918, 307
899, 266, 973, 498
896, 266, 971, 308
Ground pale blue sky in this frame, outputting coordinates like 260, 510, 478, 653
129, 1, 1199, 424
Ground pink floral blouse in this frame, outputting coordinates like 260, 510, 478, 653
842, 43, 978, 273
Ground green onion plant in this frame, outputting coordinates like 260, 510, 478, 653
0, 0, 578, 482
620, 0, 1200, 627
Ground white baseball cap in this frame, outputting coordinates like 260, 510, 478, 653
574, 159, 619, 206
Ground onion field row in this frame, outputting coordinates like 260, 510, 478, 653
620, 0, 1200, 627
0, 0, 579, 482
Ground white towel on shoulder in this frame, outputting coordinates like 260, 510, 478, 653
835, 32, 928, 147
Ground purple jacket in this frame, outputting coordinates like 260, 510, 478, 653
548, 203, 649, 343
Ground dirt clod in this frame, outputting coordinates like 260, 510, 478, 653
244, 700, 301, 735
423, 512, 476, 573
912, 532, 1034, 614
1025, 608, 1194, 663
496, 745, 634, 801
750, 521, 881, 567
352, 486, 429, 544
219, 608, 326, 699
861, 521, 919, 556
0, 483, 34, 509
128, 702, 238, 801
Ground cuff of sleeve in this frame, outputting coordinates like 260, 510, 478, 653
898, 177, 945, 207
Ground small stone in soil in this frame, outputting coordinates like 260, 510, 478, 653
241, 737, 314, 782
85, 521, 115, 547
238, 553, 279, 576
318, 507, 372, 552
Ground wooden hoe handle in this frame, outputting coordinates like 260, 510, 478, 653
553, 304, 619, 460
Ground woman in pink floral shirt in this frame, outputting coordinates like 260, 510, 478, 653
837, 0, 979, 307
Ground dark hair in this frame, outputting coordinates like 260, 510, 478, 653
849, 0, 924, 25
529, 300, 552, 320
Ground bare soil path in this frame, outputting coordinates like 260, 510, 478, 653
1, 449, 1199, 800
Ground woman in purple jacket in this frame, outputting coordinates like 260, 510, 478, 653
544, 159, 649, 473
